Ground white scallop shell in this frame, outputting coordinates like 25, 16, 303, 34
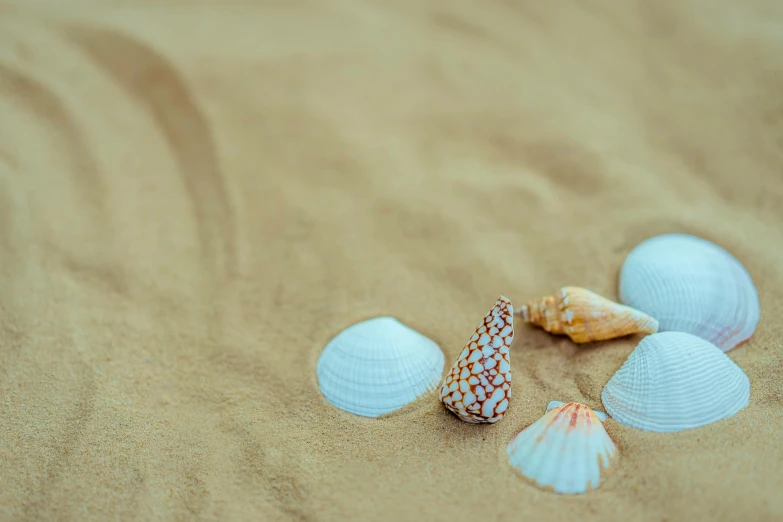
316, 316, 445, 418
547, 401, 608, 422
506, 402, 617, 495
618, 233, 759, 351
601, 332, 750, 432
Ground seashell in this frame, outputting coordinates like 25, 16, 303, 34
618, 233, 759, 351
439, 296, 514, 424
546, 400, 608, 422
506, 401, 617, 495
601, 331, 750, 432
516, 286, 659, 343
316, 316, 444, 418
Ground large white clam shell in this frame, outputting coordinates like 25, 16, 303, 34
601, 332, 750, 432
316, 316, 445, 418
506, 401, 617, 495
618, 233, 759, 351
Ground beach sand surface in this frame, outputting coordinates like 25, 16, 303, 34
1, 1, 782, 520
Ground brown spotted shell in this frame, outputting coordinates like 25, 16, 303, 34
438, 296, 514, 423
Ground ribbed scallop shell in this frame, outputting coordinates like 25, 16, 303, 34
506, 402, 617, 495
601, 332, 750, 432
316, 316, 445, 418
547, 400, 608, 422
619, 233, 759, 351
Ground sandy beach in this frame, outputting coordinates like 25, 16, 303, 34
1, 1, 782, 520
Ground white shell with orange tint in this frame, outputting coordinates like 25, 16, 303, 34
601, 332, 750, 432
619, 233, 759, 351
439, 296, 514, 424
547, 401, 608, 422
317, 316, 444, 418
506, 402, 617, 495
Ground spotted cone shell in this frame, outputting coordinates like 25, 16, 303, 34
439, 296, 514, 424
518, 286, 659, 343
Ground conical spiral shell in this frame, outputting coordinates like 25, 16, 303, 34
518, 286, 659, 343
316, 316, 445, 418
619, 233, 759, 351
506, 402, 617, 495
439, 296, 514, 424
601, 332, 750, 432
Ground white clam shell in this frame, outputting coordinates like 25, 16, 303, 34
601, 332, 750, 432
316, 316, 444, 418
506, 402, 617, 495
618, 233, 759, 351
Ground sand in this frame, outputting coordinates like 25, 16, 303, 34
1, 0, 782, 520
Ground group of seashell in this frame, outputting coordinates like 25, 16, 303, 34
315, 233, 759, 495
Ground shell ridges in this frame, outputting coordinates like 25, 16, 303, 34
547, 400, 608, 422
317, 316, 445, 418
618, 233, 759, 351
506, 402, 617, 495
601, 331, 750, 432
